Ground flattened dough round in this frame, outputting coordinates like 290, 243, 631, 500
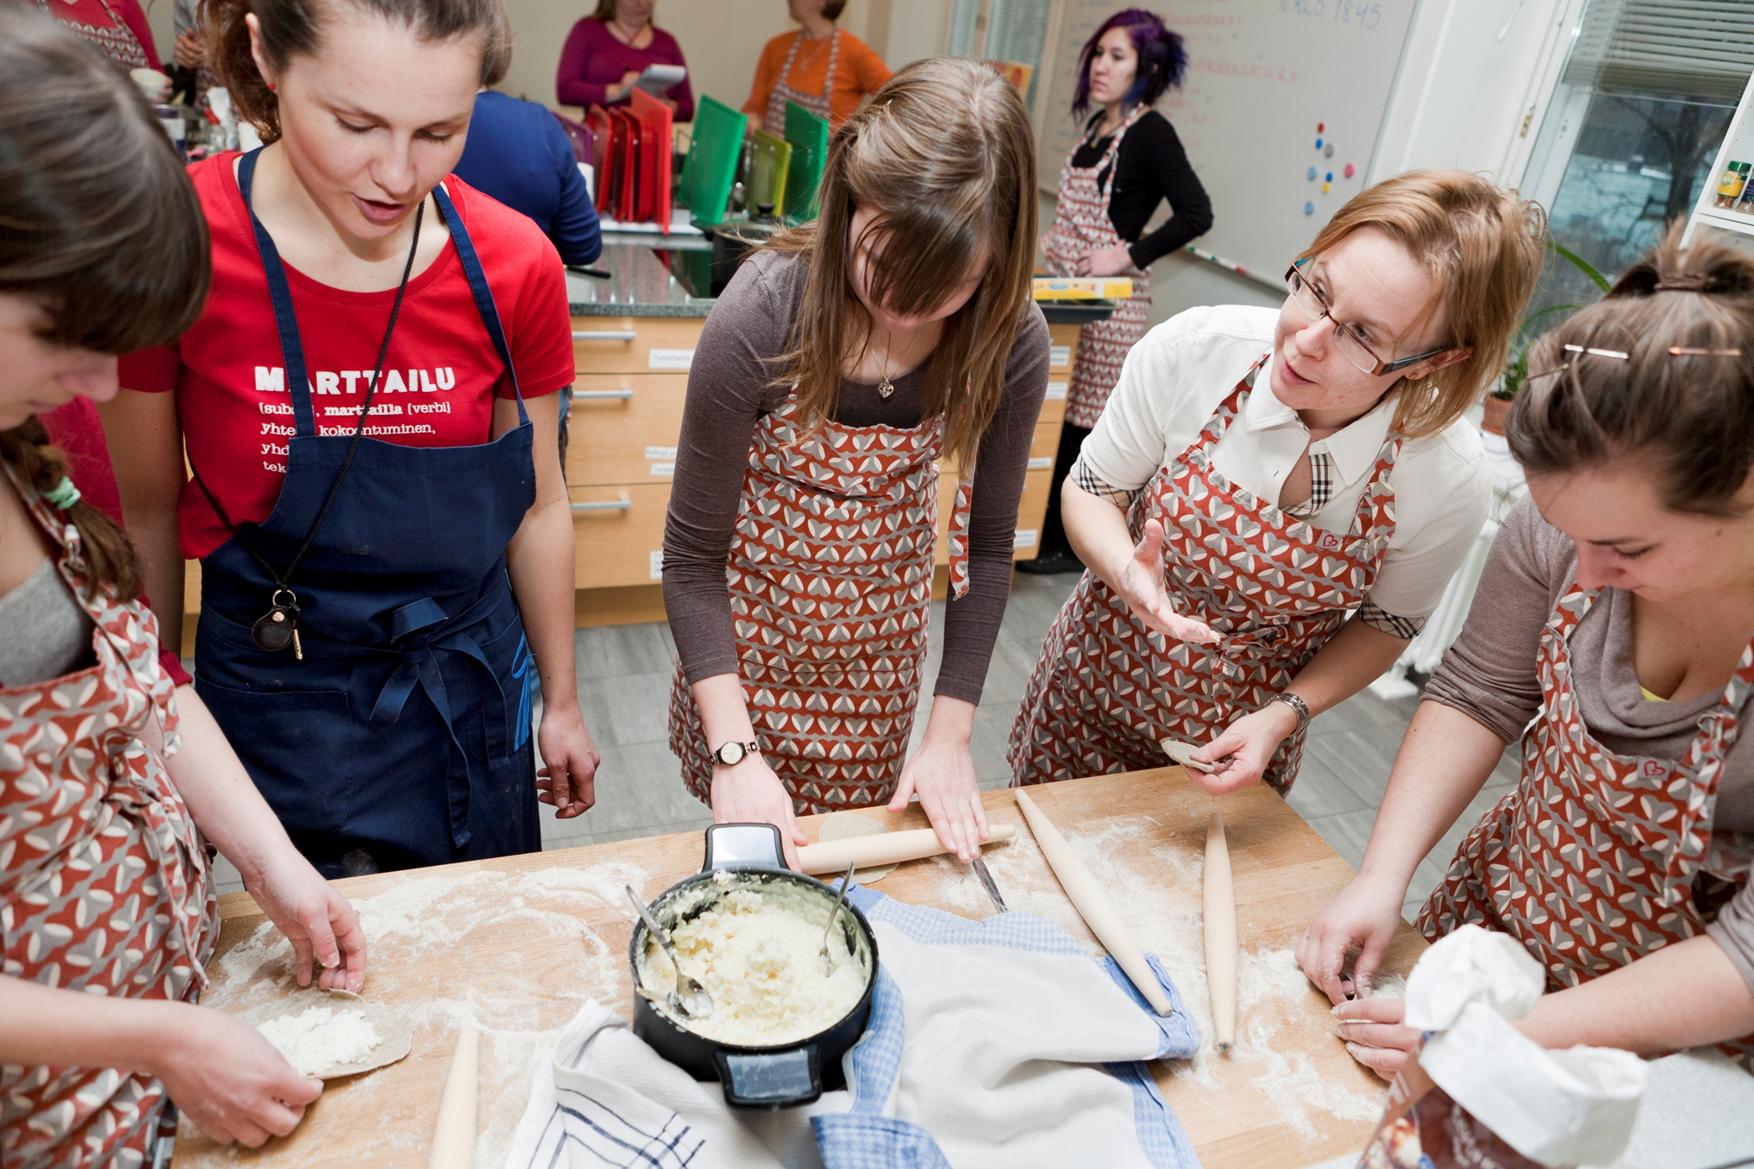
246, 989, 413, 1080
819, 812, 899, 883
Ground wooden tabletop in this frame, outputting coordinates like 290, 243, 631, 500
174, 767, 1426, 1168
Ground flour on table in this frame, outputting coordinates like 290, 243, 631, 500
256, 1005, 381, 1078
819, 812, 901, 883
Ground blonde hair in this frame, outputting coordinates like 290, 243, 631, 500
1296, 170, 1546, 439
1510, 223, 1754, 516
765, 57, 1038, 468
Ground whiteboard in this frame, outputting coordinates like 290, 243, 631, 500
1038, 0, 1418, 286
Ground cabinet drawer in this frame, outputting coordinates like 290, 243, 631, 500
570, 484, 671, 589
1046, 322, 1081, 375
571, 317, 706, 375
565, 374, 688, 486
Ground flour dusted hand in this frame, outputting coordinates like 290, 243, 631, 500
149, 1004, 321, 1149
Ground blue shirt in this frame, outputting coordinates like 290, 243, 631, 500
455, 91, 601, 266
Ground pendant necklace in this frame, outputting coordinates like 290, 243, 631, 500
875, 328, 896, 399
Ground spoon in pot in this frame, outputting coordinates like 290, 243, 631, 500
818, 862, 857, 976
625, 885, 714, 1020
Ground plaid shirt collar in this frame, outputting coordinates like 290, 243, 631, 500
1244, 353, 1396, 485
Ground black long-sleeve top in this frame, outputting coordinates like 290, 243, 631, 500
1069, 109, 1212, 269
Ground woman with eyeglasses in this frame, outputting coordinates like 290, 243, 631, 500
1010, 171, 1544, 795
1300, 227, 1754, 1072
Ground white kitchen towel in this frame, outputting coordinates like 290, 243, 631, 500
504, 884, 1202, 1169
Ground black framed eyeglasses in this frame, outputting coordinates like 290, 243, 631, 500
1283, 261, 1455, 376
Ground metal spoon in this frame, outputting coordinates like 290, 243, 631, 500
625, 885, 714, 1019
818, 862, 857, 976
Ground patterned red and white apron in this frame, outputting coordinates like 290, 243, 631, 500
1009, 361, 1400, 793
1, 471, 220, 1168
1041, 105, 1155, 431
1419, 584, 1754, 1062
764, 28, 838, 131
669, 396, 973, 813
33, 0, 151, 69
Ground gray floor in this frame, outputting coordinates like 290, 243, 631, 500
214, 572, 1518, 916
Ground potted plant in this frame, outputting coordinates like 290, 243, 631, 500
1484, 240, 1612, 435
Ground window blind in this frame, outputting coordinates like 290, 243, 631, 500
1562, 0, 1754, 102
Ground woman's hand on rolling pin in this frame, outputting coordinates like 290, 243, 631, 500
247, 846, 367, 993
1296, 873, 1408, 1005
1330, 996, 1421, 1081
888, 735, 987, 864
1075, 243, 1134, 278
1190, 702, 1298, 794
149, 1003, 322, 1147
536, 703, 601, 820
711, 754, 807, 868
1115, 519, 1220, 645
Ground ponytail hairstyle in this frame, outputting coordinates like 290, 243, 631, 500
0, 11, 211, 599
1071, 8, 1188, 119
765, 57, 1038, 470
1509, 223, 1754, 516
206, 0, 513, 142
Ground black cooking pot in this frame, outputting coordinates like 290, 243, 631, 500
628, 823, 879, 1109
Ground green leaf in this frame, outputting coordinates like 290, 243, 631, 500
1546, 239, 1612, 293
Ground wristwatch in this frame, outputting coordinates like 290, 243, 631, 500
1269, 692, 1311, 735
712, 740, 761, 766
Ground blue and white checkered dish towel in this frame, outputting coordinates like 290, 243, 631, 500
503, 885, 1203, 1169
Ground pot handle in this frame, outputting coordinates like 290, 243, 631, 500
702, 823, 789, 872
714, 1045, 823, 1108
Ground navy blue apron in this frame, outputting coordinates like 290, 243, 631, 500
194, 148, 541, 877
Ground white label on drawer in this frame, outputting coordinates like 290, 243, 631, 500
1045, 381, 1068, 400
649, 550, 664, 580
650, 462, 675, 477
1014, 529, 1039, 549
648, 347, 695, 370
644, 445, 677, 460
1049, 345, 1072, 366
1027, 456, 1052, 470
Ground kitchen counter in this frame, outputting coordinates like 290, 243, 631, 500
568, 235, 1118, 323
174, 766, 1426, 1168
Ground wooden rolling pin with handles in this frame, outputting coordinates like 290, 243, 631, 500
427, 1025, 479, 1169
1013, 789, 1173, 1015
796, 824, 1016, 875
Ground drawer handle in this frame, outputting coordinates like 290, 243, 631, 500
572, 329, 638, 342
570, 388, 635, 404
571, 496, 633, 513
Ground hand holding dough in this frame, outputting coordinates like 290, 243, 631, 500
1160, 738, 1216, 774
1013, 789, 1172, 1015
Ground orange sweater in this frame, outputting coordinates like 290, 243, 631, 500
742, 29, 892, 129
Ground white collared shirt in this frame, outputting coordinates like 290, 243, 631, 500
1075, 304, 1491, 625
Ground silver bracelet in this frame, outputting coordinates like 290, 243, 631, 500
1269, 691, 1311, 735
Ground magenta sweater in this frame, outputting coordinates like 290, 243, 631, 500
555, 18, 694, 122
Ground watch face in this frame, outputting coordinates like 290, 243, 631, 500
718, 742, 747, 766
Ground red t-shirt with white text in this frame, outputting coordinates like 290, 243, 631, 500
120, 153, 574, 560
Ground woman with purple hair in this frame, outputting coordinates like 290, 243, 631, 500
1021, 8, 1211, 576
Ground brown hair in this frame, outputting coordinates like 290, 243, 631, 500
765, 57, 1037, 468
207, 0, 513, 142
1296, 169, 1546, 439
1, 11, 212, 599
1508, 224, 1754, 516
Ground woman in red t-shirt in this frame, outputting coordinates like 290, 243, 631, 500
109, 0, 601, 877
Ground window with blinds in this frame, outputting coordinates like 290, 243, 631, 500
1518, 0, 1754, 323
947, 0, 1054, 111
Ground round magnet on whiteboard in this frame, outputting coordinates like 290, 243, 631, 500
1324, 143, 1335, 159
1307, 166, 1317, 180
1344, 163, 1356, 178
1322, 182, 1331, 193
1325, 171, 1334, 182
1304, 201, 1316, 215
1317, 122, 1325, 132
1314, 137, 1323, 149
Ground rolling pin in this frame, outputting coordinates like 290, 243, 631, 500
427, 1024, 479, 1169
1204, 813, 1237, 1053
1013, 789, 1173, 1015
797, 823, 1016, 875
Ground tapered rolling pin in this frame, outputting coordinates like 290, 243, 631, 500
1013, 789, 1173, 1015
797, 823, 1016, 875
1204, 813, 1237, 1053
427, 1024, 479, 1169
